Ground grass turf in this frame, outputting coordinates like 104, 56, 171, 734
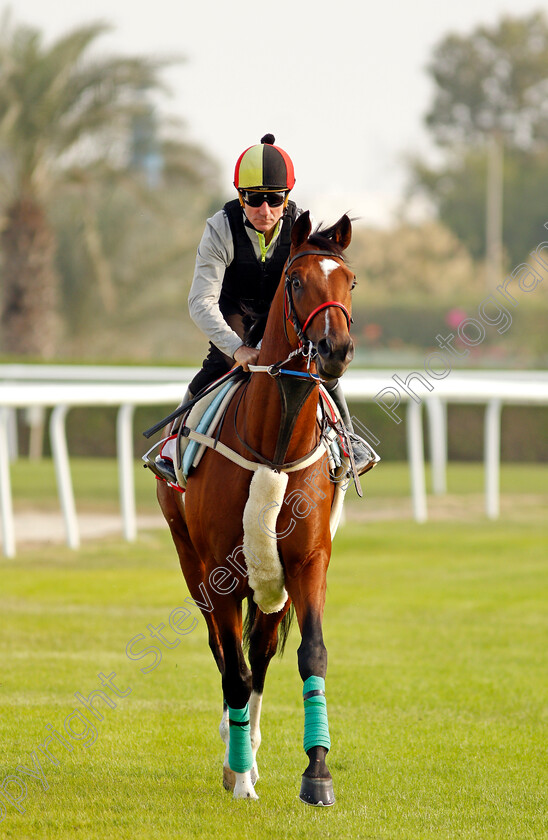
1, 510, 547, 838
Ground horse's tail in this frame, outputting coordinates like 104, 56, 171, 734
243, 595, 294, 658
278, 601, 295, 656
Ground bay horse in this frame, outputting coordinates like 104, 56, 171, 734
157, 210, 357, 805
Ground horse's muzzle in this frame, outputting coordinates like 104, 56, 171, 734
315, 336, 354, 379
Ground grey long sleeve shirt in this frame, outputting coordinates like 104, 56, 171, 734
188, 204, 305, 358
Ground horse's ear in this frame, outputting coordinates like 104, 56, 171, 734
332, 214, 352, 250
291, 210, 312, 248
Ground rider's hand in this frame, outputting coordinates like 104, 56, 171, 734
233, 345, 260, 371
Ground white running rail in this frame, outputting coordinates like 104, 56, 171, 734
1, 367, 547, 556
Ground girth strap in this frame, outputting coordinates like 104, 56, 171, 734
184, 429, 327, 474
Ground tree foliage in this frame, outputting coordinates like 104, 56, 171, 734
0, 14, 220, 359
409, 10, 548, 270
51, 140, 221, 360
410, 147, 548, 267
426, 10, 548, 149
0, 15, 169, 201
348, 220, 482, 302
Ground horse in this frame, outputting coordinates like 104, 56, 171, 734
157, 210, 357, 806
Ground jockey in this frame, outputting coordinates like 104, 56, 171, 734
152, 134, 376, 482
186, 133, 298, 394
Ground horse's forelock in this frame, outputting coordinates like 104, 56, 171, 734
308, 227, 345, 257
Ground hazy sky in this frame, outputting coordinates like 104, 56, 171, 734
10, 0, 544, 224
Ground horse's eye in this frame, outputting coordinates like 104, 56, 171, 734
291, 273, 301, 290
351, 276, 357, 291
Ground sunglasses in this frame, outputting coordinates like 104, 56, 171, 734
240, 190, 288, 208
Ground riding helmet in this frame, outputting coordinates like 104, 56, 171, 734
234, 134, 295, 191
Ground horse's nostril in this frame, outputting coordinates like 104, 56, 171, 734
317, 337, 332, 358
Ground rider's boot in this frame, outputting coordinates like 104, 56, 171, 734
324, 380, 380, 476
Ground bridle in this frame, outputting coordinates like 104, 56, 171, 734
283, 249, 353, 348
232, 247, 355, 472
253, 248, 354, 380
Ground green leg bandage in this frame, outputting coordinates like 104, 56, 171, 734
227, 703, 253, 773
303, 675, 331, 753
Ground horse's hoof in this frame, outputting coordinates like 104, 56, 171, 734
299, 775, 335, 807
233, 772, 258, 800
223, 765, 236, 791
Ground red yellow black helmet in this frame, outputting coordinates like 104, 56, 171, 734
234, 134, 295, 191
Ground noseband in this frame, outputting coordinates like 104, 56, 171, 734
283, 250, 353, 347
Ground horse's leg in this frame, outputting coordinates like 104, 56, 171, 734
219, 698, 260, 788
247, 602, 292, 784
215, 597, 257, 800
219, 701, 233, 790
286, 560, 335, 807
158, 486, 252, 796
219, 696, 260, 789
157, 483, 225, 671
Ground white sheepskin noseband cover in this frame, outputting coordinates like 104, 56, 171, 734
242, 466, 289, 614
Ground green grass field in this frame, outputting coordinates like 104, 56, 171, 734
1, 463, 547, 839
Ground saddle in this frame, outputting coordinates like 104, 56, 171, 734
151, 377, 350, 490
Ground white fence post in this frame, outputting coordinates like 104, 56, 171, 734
0, 407, 16, 557
117, 404, 136, 542
407, 401, 428, 523
7, 407, 18, 461
485, 399, 502, 520
49, 405, 80, 549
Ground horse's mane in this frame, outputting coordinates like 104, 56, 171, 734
242, 304, 269, 347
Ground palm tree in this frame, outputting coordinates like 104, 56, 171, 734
0, 14, 173, 356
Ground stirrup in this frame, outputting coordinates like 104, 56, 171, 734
347, 433, 380, 477
143, 455, 178, 485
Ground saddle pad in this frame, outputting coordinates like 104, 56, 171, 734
317, 387, 351, 538
318, 385, 346, 470
179, 380, 239, 483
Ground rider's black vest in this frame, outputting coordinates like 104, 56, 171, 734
219, 198, 297, 319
